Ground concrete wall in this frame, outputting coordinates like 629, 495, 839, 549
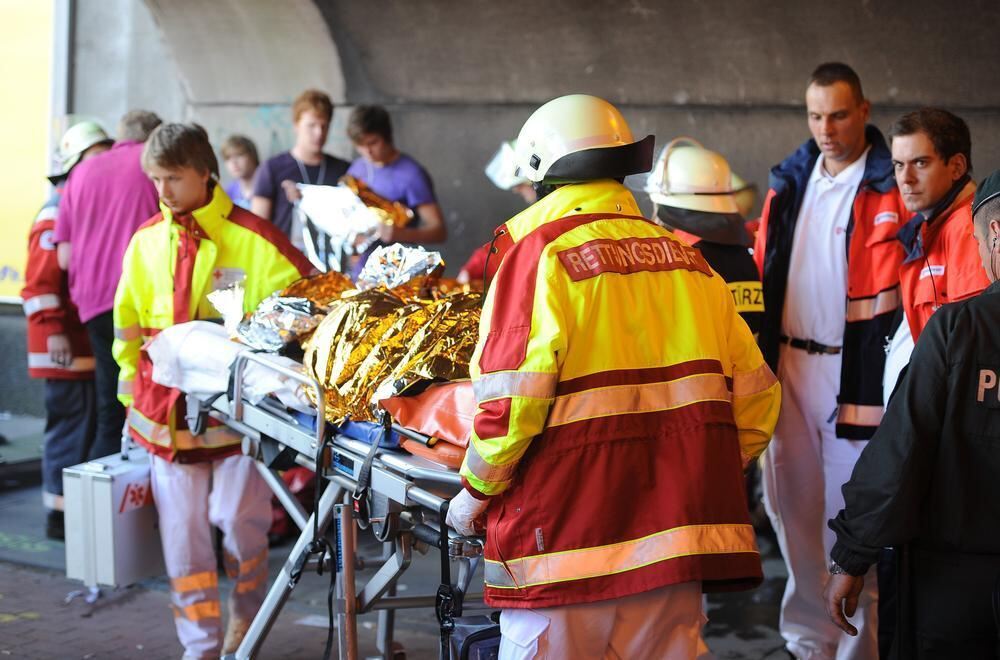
67, 0, 1000, 272
317, 0, 1000, 266
71, 0, 352, 161
71, 0, 185, 135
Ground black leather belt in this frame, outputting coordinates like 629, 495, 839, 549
779, 335, 841, 355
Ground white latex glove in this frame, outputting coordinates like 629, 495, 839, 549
446, 488, 489, 537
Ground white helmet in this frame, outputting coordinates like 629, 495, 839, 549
645, 137, 738, 214
485, 141, 529, 190
49, 120, 112, 182
514, 94, 654, 184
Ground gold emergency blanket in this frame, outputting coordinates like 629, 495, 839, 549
340, 175, 413, 228
281, 270, 355, 310
303, 289, 482, 422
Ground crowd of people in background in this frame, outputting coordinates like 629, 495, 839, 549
20, 61, 1000, 658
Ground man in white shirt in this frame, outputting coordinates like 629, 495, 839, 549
753, 62, 907, 659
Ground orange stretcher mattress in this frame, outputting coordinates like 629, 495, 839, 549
380, 380, 475, 469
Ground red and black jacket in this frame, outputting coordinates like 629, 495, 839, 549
754, 126, 905, 439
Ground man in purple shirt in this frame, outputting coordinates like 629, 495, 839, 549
54, 109, 161, 459
251, 89, 349, 240
346, 105, 446, 278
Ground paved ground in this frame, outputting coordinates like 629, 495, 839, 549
0, 412, 789, 659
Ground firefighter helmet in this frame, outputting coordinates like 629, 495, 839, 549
514, 94, 654, 184
49, 120, 112, 183
645, 137, 739, 214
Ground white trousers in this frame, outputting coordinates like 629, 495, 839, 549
498, 581, 713, 660
761, 345, 878, 660
150, 454, 272, 659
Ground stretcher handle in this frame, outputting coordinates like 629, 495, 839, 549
231, 350, 327, 453
390, 423, 434, 446
412, 523, 444, 549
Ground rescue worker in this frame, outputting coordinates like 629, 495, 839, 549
645, 138, 768, 534
754, 62, 907, 659
446, 94, 781, 658
113, 124, 313, 658
458, 140, 538, 286
645, 137, 763, 335
825, 169, 1000, 659
22, 120, 111, 539
882, 108, 989, 398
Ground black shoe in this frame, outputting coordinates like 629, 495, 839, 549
46, 510, 65, 541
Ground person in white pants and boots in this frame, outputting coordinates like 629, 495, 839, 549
753, 62, 908, 659
112, 123, 314, 658
150, 454, 272, 658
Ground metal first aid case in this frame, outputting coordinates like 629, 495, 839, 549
63, 446, 165, 587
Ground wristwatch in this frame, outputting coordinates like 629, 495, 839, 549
828, 561, 849, 575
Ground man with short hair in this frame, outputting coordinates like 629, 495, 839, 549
251, 89, 349, 241
891, 108, 988, 340
754, 62, 907, 658
825, 169, 1000, 659
22, 120, 111, 539
881, 108, 989, 442
115, 123, 313, 658
345, 104, 446, 277
54, 109, 162, 459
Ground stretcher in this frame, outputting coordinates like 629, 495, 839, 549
186, 350, 488, 660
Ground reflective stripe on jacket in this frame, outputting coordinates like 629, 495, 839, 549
459, 180, 781, 609
754, 126, 905, 439
22, 192, 94, 380
113, 184, 313, 461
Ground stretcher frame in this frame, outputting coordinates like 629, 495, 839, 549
196, 351, 485, 660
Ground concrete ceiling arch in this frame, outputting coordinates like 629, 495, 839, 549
142, 0, 350, 159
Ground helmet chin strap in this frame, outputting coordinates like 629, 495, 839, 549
533, 177, 626, 201
533, 181, 559, 200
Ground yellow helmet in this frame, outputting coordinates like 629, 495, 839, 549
645, 137, 738, 214
514, 94, 654, 184
49, 120, 112, 182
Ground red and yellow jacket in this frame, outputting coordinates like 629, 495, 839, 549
113, 184, 313, 462
459, 180, 781, 609
22, 191, 94, 380
897, 183, 987, 340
